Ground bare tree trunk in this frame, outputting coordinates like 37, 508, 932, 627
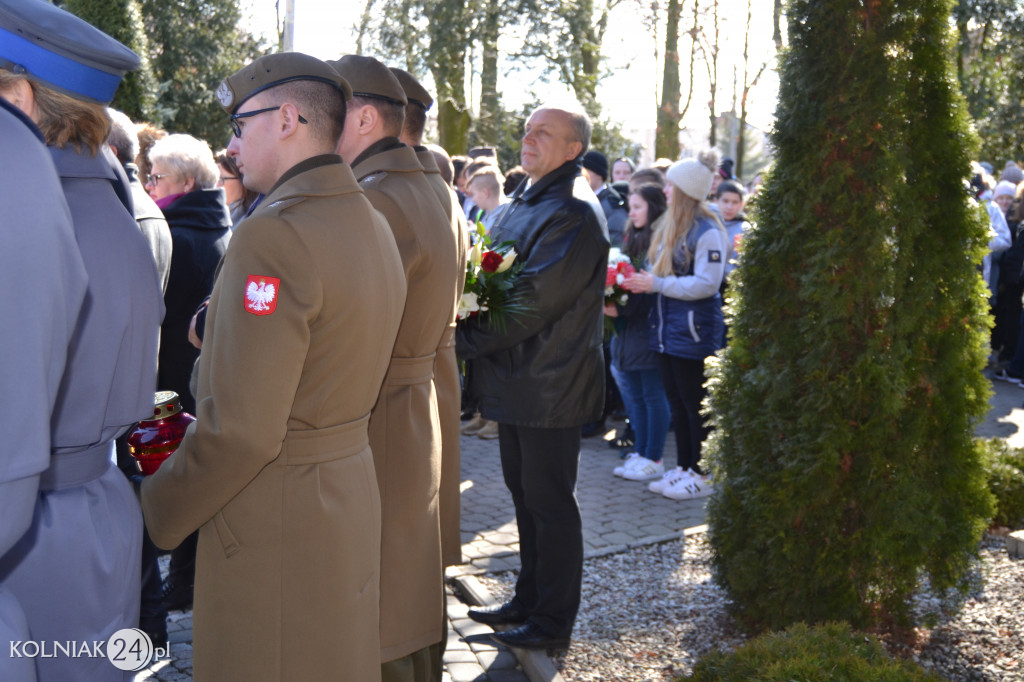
656, 0, 683, 159
429, 0, 472, 153
707, 0, 719, 148
477, 0, 500, 145
737, 0, 770, 179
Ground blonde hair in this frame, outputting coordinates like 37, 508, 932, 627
647, 185, 724, 277
648, 150, 724, 276
0, 70, 110, 155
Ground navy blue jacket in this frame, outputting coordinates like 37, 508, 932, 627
159, 189, 231, 413
648, 218, 726, 360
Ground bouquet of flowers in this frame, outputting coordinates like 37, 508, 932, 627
458, 221, 529, 331
605, 247, 636, 306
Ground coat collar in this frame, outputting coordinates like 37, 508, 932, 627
351, 141, 422, 181
516, 158, 583, 204
258, 155, 362, 210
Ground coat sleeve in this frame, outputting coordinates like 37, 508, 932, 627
456, 209, 607, 360
651, 228, 727, 301
141, 213, 319, 550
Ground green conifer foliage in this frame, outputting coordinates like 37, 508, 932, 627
61, 0, 157, 121
705, 0, 994, 631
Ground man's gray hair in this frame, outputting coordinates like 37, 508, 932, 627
106, 107, 139, 165
530, 99, 592, 156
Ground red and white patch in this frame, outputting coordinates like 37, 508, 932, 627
244, 275, 280, 315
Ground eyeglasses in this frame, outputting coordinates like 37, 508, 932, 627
218, 175, 240, 185
229, 106, 308, 138
145, 173, 169, 187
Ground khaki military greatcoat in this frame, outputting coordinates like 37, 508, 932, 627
416, 147, 468, 567
354, 144, 459, 661
142, 157, 406, 681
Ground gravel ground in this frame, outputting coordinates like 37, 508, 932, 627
476, 533, 1023, 681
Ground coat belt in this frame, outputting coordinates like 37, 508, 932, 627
385, 353, 436, 386
280, 413, 371, 466
40, 441, 114, 491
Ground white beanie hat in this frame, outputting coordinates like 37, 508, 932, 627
995, 180, 1018, 199
665, 149, 720, 200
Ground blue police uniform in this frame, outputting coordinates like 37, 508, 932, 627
0, 2, 162, 679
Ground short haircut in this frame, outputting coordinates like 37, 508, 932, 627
106, 107, 139, 165
530, 100, 592, 156
468, 165, 504, 196
267, 80, 347, 148
149, 134, 219, 190
462, 158, 497, 184
402, 102, 427, 145
349, 95, 405, 138
716, 179, 746, 199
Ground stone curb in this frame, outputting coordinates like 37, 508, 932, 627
450, 524, 710, 682
1008, 530, 1024, 559
452, 574, 565, 682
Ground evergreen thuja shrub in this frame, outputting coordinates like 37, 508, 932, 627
704, 0, 993, 632
685, 622, 943, 681
978, 438, 1024, 528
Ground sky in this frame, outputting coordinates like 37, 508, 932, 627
239, 0, 780, 163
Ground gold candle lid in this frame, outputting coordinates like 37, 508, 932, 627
152, 391, 182, 419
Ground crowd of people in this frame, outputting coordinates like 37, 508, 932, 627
24, 0, 1024, 679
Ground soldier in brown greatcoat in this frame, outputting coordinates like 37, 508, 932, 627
390, 66, 469, 570
141, 53, 406, 681
330, 55, 459, 682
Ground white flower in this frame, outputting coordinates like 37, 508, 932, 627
457, 291, 480, 319
608, 247, 631, 266
496, 248, 517, 273
618, 293, 629, 305
615, 273, 625, 285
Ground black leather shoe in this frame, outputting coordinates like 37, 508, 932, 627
491, 622, 570, 650
467, 601, 528, 626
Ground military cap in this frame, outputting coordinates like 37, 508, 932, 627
0, 0, 138, 105
328, 55, 407, 107
217, 52, 352, 114
389, 67, 433, 111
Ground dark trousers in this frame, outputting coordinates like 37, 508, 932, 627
657, 354, 710, 473
498, 423, 583, 638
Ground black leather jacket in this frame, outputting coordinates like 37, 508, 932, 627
456, 159, 610, 428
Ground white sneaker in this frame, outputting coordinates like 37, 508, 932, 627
622, 458, 665, 481
663, 473, 714, 500
614, 453, 642, 477
648, 467, 691, 494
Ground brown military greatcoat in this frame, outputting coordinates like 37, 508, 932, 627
416, 147, 468, 567
142, 158, 406, 681
355, 144, 459, 661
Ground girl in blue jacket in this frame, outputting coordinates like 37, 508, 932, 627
624, 150, 727, 500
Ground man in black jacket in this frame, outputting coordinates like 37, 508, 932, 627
456, 102, 609, 650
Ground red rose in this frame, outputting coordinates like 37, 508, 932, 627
617, 261, 636, 277
605, 266, 618, 287
481, 250, 504, 273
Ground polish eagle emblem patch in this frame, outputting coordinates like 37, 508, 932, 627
244, 275, 280, 315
